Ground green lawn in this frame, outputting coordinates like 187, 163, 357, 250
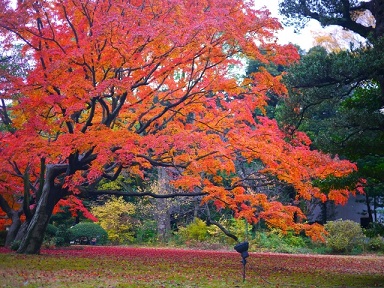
0, 246, 383, 287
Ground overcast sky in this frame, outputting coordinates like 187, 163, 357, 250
253, 0, 323, 51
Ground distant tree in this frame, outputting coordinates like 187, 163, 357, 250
276, 43, 384, 222
278, 0, 384, 223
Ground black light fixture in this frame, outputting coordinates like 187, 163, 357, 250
234, 241, 249, 282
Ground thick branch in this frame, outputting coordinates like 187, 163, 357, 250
207, 219, 239, 242
0, 194, 14, 217
23, 167, 33, 221
79, 188, 207, 198
299, 0, 374, 38
204, 204, 238, 242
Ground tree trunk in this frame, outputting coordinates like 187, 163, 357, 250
17, 164, 67, 254
155, 168, 172, 243
17, 186, 55, 253
0, 194, 23, 247
14, 221, 29, 242
156, 200, 171, 243
321, 201, 327, 224
365, 192, 374, 223
4, 210, 22, 247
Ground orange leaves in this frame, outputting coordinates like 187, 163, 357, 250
327, 189, 352, 205
230, 116, 357, 204
302, 222, 327, 242
0, 0, 359, 241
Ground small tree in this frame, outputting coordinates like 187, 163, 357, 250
91, 196, 136, 244
325, 220, 365, 253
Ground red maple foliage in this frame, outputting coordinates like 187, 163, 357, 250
0, 0, 359, 251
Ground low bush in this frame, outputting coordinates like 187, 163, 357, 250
324, 220, 365, 253
177, 218, 209, 241
69, 222, 108, 245
43, 224, 58, 247
45, 224, 58, 238
10, 240, 20, 251
367, 236, 384, 252
134, 220, 157, 243
364, 222, 384, 238
54, 224, 71, 247
250, 229, 310, 253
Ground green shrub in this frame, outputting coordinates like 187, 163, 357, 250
324, 220, 365, 253
135, 220, 157, 243
367, 236, 384, 252
282, 231, 307, 247
364, 222, 384, 238
45, 224, 58, 238
54, 224, 71, 247
10, 240, 20, 251
43, 224, 58, 248
178, 218, 209, 241
69, 222, 108, 245
249, 229, 321, 254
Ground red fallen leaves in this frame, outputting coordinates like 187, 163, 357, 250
0, 246, 383, 287
1, 245, 382, 274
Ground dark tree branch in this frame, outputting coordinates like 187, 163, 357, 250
204, 203, 239, 242
36, 157, 46, 202
206, 219, 239, 242
81, 98, 97, 133
0, 194, 14, 217
297, 0, 374, 38
78, 187, 208, 198
22, 167, 33, 221
102, 164, 122, 181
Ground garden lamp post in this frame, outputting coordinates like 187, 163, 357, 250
234, 241, 249, 282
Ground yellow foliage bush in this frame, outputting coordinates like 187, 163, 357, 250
91, 196, 136, 244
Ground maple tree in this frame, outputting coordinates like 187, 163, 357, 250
0, 0, 358, 254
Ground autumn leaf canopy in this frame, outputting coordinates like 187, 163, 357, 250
0, 0, 357, 239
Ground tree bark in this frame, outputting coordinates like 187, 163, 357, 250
14, 221, 29, 242
17, 164, 67, 254
155, 168, 172, 243
4, 210, 22, 247
365, 192, 374, 223
0, 194, 23, 247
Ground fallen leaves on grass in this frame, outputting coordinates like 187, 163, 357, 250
0, 246, 383, 287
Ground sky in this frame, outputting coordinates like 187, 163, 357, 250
253, 0, 323, 51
